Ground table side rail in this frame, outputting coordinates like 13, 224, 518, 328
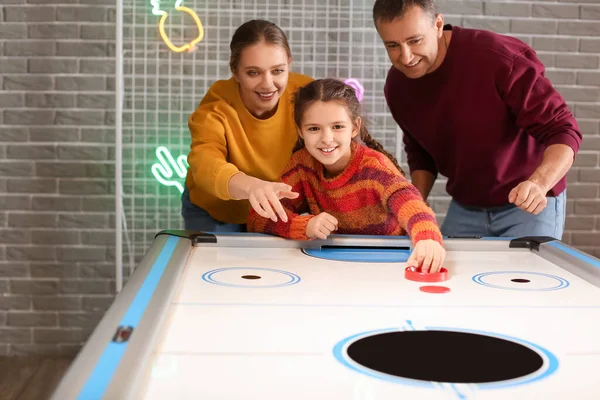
539, 241, 600, 289
49, 235, 190, 400
200, 233, 516, 252
105, 237, 192, 399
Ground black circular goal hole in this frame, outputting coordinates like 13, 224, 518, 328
241, 275, 261, 280
346, 331, 544, 383
511, 278, 531, 283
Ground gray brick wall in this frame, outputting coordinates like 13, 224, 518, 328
0, 0, 599, 356
1, 0, 116, 357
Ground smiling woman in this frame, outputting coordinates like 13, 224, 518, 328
181, 19, 313, 233
234, 43, 289, 120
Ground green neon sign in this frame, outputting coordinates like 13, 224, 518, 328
151, 146, 189, 193
151, 0, 184, 16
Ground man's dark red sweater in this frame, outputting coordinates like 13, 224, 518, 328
384, 25, 582, 208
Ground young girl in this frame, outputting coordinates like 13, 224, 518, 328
247, 78, 446, 273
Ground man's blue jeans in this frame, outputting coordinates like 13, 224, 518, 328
441, 191, 566, 239
181, 186, 246, 233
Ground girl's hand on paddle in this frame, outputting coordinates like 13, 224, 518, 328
407, 239, 446, 273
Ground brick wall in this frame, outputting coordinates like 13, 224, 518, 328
0, 0, 116, 356
0, 0, 599, 356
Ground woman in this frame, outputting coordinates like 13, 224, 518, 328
182, 19, 313, 231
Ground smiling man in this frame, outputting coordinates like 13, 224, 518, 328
373, 0, 582, 239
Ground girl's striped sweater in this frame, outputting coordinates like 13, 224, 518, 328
247, 142, 443, 245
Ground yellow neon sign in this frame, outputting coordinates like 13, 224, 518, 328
152, 1, 204, 53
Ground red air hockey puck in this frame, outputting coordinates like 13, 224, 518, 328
420, 285, 450, 294
405, 267, 448, 283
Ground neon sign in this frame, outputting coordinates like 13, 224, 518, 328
151, 0, 204, 53
151, 146, 189, 193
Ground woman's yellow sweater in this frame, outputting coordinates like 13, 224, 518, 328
185, 72, 313, 224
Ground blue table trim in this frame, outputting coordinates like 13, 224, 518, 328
548, 241, 600, 269
303, 247, 411, 262
76, 235, 179, 400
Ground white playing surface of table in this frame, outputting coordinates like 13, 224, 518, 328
140, 246, 600, 399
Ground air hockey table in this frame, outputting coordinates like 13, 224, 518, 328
52, 230, 600, 399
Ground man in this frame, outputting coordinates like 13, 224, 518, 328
373, 0, 582, 239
